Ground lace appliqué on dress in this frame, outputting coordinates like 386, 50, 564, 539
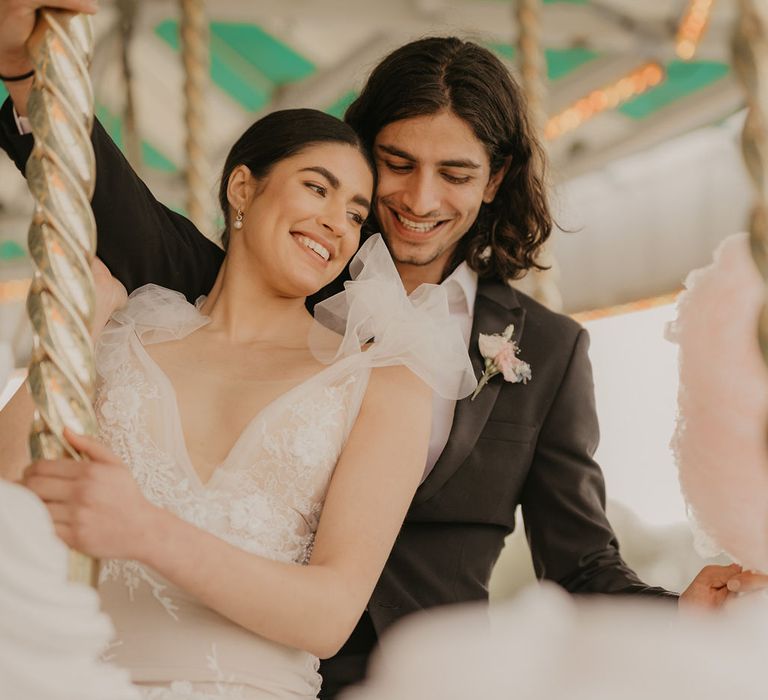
97, 320, 360, 619
99, 559, 180, 620
244, 376, 359, 565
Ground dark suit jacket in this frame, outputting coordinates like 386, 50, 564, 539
0, 98, 674, 697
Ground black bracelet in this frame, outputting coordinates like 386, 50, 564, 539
0, 69, 35, 82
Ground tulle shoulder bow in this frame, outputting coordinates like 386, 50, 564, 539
310, 235, 476, 400
110, 284, 210, 345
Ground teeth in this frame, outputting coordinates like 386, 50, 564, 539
395, 212, 441, 232
296, 234, 330, 261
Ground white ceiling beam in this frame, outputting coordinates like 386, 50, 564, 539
554, 77, 744, 181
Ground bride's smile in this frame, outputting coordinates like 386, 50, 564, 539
224, 142, 373, 301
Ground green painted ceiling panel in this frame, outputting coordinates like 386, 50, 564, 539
326, 90, 357, 120
546, 47, 599, 80
0, 240, 25, 261
490, 45, 599, 80
491, 43, 516, 61
211, 24, 314, 84
155, 21, 314, 111
207, 40, 273, 111
143, 141, 178, 173
156, 20, 269, 110
619, 60, 730, 119
95, 104, 177, 172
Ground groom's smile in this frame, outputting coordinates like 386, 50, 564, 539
382, 204, 452, 242
372, 110, 505, 287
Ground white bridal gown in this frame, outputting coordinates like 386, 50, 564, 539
93, 235, 475, 700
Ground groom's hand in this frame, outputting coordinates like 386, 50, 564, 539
0, 0, 98, 76
679, 563, 768, 610
679, 564, 740, 610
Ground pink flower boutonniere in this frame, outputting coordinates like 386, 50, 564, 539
471, 324, 531, 401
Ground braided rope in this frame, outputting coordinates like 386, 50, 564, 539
117, 0, 141, 168
180, 0, 210, 234
733, 0, 768, 365
25, 9, 98, 585
516, 0, 546, 132
515, 0, 562, 311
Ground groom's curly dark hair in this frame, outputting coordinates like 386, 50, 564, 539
345, 36, 553, 283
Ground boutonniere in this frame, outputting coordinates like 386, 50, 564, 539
471, 324, 531, 401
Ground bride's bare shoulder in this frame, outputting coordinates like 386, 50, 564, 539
366, 364, 430, 409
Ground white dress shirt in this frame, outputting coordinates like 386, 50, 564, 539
14, 107, 478, 482
423, 262, 478, 482
13, 107, 30, 134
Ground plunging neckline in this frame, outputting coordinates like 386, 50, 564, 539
135, 337, 355, 490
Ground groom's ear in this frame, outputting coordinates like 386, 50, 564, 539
482, 156, 511, 204
226, 164, 255, 211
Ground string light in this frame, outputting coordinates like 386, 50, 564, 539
675, 0, 716, 61
545, 61, 665, 140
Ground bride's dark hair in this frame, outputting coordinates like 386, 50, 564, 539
218, 109, 375, 249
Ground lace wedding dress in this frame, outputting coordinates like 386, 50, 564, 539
93, 235, 475, 700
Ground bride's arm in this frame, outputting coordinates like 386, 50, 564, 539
0, 258, 126, 481
0, 382, 35, 481
0, 383, 33, 481
23, 365, 431, 658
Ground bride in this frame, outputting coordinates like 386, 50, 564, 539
3, 107, 475, 698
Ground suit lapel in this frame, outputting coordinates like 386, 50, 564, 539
413, 279, 526, 505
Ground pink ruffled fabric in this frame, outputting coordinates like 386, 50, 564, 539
667, 233, 768, 570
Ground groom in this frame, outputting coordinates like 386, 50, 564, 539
0, 3, 757, 697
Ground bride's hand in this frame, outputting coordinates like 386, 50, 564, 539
679, 563, 768, 611
91, 256, 127, 338
21, 428, 160, 560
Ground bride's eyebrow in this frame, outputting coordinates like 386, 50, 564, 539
300, 166, 370, 210
300, 166, 340, 188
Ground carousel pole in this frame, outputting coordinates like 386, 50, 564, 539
733, 0, 768, 371
24, 10, 99, 586
514, 0, 563, 312
180, 0, 210, 235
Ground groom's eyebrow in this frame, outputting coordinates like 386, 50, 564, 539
300, 166, 371, 210
377, 144, 481, 169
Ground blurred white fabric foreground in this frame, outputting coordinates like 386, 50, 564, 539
0, 480, 139, 700
345, 584, 768, 700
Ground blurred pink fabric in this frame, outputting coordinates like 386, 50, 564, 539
667, 233, 768, 571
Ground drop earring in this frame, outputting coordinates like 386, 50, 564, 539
233, 209, 244, 230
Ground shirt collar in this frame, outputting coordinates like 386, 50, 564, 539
440, 261, 478, 318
